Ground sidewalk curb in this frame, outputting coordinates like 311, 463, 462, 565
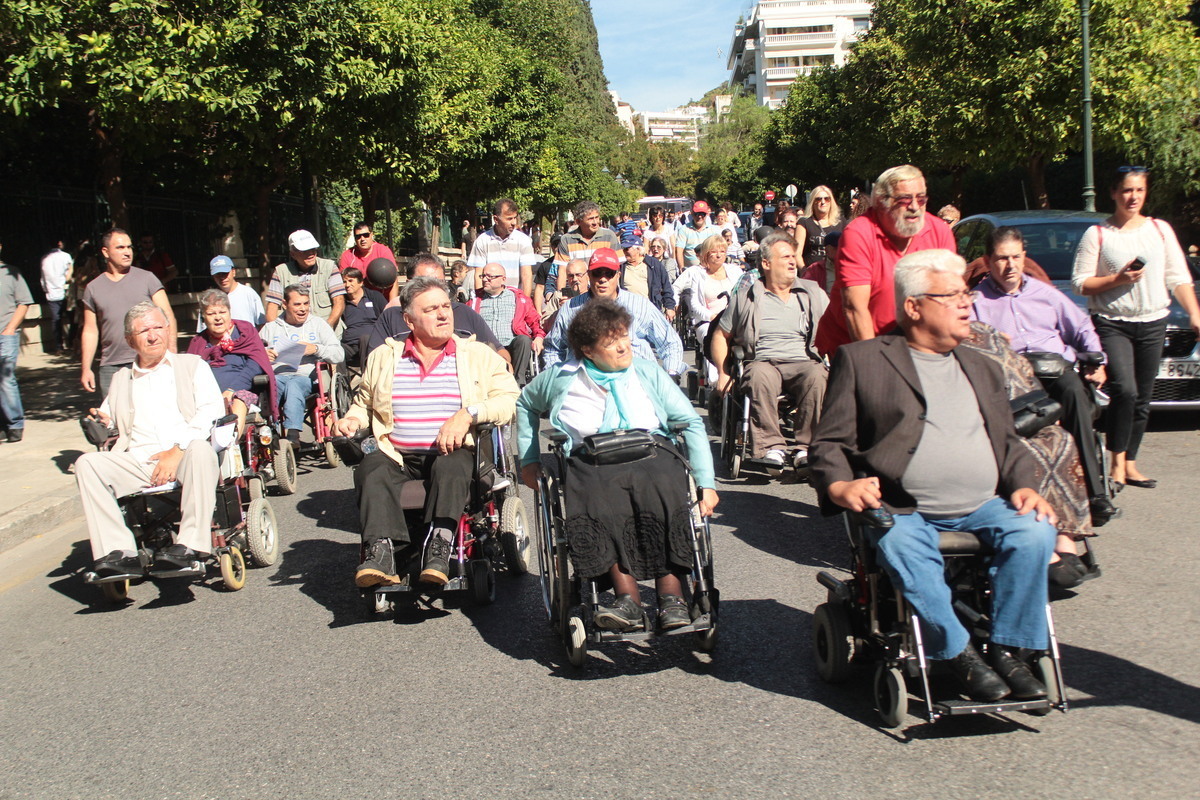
0, 493, 81, 555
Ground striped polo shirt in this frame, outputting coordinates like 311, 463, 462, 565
466, 228, 538, 289
389, 336, 462, 453
551, 228, 622, 280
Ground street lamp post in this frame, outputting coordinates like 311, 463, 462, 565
1080, 0, 1096, 212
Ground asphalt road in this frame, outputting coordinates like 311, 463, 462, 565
1, 418, 1198, 799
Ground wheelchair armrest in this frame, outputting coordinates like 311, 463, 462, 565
475, 422, 496, 436
847, 507, 894, 530
251, 374, 270, 390
668, 421, 690, 435
214, 413, 238, 428
546, 431, 569, 444
1076, 351, 1105, 369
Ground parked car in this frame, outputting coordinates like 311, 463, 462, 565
955, 210, 1200, 411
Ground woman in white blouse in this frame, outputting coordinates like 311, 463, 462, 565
672, 236, 743, 384
1071, 167, 1200, 489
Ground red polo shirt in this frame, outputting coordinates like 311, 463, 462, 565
815, 209, 956, 356
338, 242, 396, 273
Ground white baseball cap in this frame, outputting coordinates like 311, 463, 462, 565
287, 229, 320, 251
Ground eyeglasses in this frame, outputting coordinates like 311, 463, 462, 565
354, 232, 372, 239
914, 289, 979, 306
590, 269, 618, 280
889, 194, 929, 206
1118, 166, 1148, 174
814, 197, 831, 203
481, 273, 506, 281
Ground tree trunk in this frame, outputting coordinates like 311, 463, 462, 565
950, 165, 966, 207
1027, 154, 1051, 209
89, 108, 128, 229
359, 180, 377, 227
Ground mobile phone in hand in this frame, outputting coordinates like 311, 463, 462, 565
1122, 256, 1147, 274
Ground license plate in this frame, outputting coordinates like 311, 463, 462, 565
1158, 361, 1200, 378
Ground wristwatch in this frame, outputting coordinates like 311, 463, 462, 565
466, 405, 480, 421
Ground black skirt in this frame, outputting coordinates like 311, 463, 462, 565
562, 442, 694, 580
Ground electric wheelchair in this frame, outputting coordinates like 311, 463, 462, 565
81, 414, 281, 604
336, 424, 531, 616
812, 505, 1068, 728
534, 425, 717, 668
306, 360, 352, 468
717, 355, 800, 480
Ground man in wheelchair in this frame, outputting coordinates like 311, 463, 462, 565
76, 302, 225, 579
259, 283, 345, 444
334, 276, 519, 588
811, 250, 1058, 702
710, 231, 829, 470
970, 226, 1116, 526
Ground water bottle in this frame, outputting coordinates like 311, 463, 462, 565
361, 436, 378, 455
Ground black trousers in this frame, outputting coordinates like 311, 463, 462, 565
507, 334, 533, 385
1092, 315, 1167, 459
1038, 368, 1105, 498
353, 448, 475, 546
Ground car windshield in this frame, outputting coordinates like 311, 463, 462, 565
1013, 221, 1095, 281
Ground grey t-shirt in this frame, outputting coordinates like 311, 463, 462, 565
82, 267, 164, 366
902, 349, 999, 517
754, 290, 808, 362
0, 263, 34, 330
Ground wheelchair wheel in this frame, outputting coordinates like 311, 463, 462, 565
469, 559, 496, 605
245, 497, 279, 567
500, 496, 530, 575
220, 547, 247, 591
99, 579, 129, 604
694, 592, 718, 652
813, 602, 855, 683
729, 453, 742, 479
324, 440, 342, 468
565, 606, 588, 667
1027, 655, 1061, 716
873, 664, 908, 729
274, 440, 299, 495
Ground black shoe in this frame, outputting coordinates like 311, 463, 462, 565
92, 550, 143, 579
1049, 553, 1087, 588
419, 534, 452, 586
947, 643, 1011, 702
1125, 477, 1157, 489
594, 594, 643, 631
657, 594, 690, 631
6, 428, 22, 443
149, 544, 204, 576
1089, 496, 1119, 527
355, 538, 399, 588
988, 646, 1047, 699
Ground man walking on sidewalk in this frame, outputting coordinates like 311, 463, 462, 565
1, 241, 34, 443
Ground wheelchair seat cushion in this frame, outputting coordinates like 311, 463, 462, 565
399, 479, 427, 510
938, 530, 989, 556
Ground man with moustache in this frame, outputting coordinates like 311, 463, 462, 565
815, 165, 956, 357
811, 249, 1057, 703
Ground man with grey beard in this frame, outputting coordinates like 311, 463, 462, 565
815, 164, 956, 357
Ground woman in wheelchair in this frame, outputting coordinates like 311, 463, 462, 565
188, 289, 276, 435
518, 300, 718, 632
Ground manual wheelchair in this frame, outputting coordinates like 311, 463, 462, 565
82, 414, 281, 604
812, 508, 1068, 728
340, 424, 531, 617
717, 356, 803, 480
534, 425, 717, 668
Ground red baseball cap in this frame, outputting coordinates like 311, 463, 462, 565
691, 200, 711, 214
588, 248, 621, 272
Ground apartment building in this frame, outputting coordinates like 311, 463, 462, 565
728, 0, 873, 109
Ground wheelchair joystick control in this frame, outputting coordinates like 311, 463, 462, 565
852, 471, 894, 529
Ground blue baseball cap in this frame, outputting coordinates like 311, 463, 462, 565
209, 255, 235, 275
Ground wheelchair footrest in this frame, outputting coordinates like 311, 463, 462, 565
371, 575, 469, 594
83, 570, 142, 584
931, 698, 1052, 717
147, 564, 205, 580
593, 614, 714, 643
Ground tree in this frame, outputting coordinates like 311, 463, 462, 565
694, 93, 771, 203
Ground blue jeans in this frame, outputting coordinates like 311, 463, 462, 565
0, 333, 23, 430
868, 496, 1055, 660
275, 372, 315, 432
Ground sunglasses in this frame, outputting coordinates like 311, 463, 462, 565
590, 269, 618, 280
354, 232, 372, 239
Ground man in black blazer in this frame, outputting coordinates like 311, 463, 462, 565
811, 249, 1058, 703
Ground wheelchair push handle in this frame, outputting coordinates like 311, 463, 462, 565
330, 428, 376, 466
1075, 351, 1105, 369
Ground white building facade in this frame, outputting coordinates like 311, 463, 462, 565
728, 0, 873, 109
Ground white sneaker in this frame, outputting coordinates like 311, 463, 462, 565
793, 449, 809, 469
763, 449, 787, 467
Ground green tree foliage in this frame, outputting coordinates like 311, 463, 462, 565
764, 0, 1200, 208
694, 93, 771, 203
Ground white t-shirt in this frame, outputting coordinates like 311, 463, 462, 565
41, 249, 73, 302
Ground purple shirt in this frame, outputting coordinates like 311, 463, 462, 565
971, 275, 1103, 363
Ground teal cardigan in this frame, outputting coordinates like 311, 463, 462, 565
516, 357, 715, 489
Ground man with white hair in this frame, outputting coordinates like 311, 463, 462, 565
811, 249, 1057, 704
75, 301, 224, 580
815, 165, 956, 357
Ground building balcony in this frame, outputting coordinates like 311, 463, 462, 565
763, 31, 837, 47
762, 66, 804, 81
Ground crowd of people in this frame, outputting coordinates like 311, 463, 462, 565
4, 160, 1195, 705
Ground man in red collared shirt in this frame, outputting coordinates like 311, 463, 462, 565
815, 165, 956, 356
338, 222, 396, 273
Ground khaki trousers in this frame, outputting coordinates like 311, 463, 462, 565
742, 359, 828, 457
75, 441, 219, 559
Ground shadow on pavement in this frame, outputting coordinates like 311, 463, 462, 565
293, 488, 358, 535
718, 487, 846, 569
47, 537, 211, 612
53, 448, 85, 475
271, 536, 372, 628
16, 355, 92, 423
1058, 641, 1200, 725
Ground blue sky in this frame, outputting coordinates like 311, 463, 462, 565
592, 0, 748, 112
